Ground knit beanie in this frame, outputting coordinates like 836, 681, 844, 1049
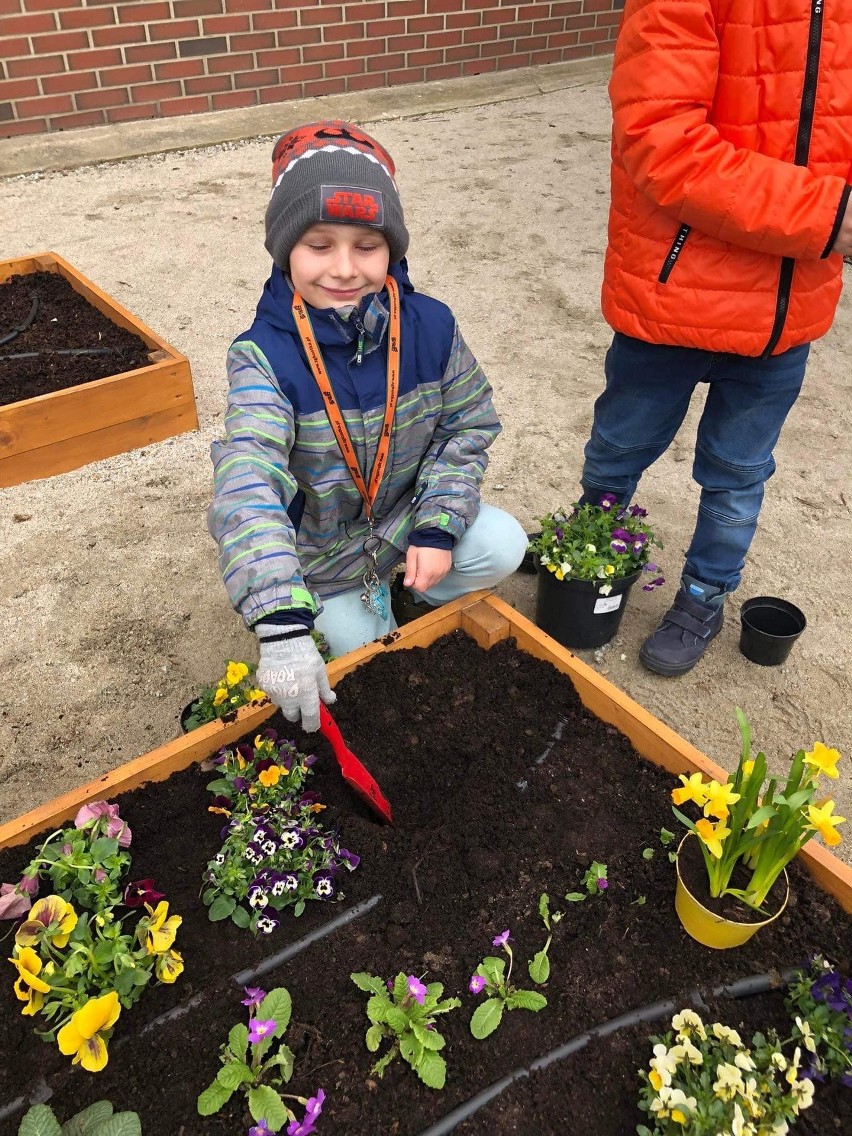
264, 121, 409, 270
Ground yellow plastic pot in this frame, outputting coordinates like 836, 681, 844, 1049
674, 834, 789, 949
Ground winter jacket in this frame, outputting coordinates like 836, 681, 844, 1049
209, 262, 500, 628
602, 0, 852, 357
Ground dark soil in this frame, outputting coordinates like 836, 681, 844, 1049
0, 271, 152, 405
0, 632, 849, 1135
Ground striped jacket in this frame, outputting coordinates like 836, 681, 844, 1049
209, 262, 500, 628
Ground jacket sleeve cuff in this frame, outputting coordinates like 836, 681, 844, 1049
253, 607, 316, 631
408, 527, 456, 551
821, 184, 851, 258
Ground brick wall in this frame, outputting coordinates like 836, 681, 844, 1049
0, 0, 623, 138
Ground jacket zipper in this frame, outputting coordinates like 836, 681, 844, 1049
658, 224, 692, 283
352, 312, 366, 365
762, 0, 825, 357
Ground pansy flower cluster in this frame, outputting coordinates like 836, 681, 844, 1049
201, 730, 359, 933
637, 1009, 815, 1135
528, 495, 664, 595
2, 801, 182, 1072
183, 659, 269, 732
785, 956, 852, 1087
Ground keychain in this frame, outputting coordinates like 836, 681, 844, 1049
359, 530, 388, 619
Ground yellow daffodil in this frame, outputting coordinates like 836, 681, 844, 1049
213, 686, 228, 707
258, 765, 282, 788
226, 661, 249, 687
155, 949, 184, 984
142, 901, 182, 955
741, 759, 755, 779
672, 772, 709, 808
807, 799, 845, 847
702, 780, 740, 820
695, 818, 731, 859
803, 742, 840, 781
8, 946, 51, 1016
15, 895, 78, 950
57, 991, 121, 1072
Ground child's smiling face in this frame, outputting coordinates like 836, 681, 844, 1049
289, 223, 390, 310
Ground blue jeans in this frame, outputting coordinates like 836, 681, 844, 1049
581, 333, 810, 592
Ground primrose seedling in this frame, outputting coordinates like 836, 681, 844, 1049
527, 893, 563, 985
565, 860, 608, 902
468, 930, 547, 1039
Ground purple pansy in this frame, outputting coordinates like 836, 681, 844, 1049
338, 849, 361, 871
611, 527, 632, 543
123, 878, 165, 908
407, 976, 428, 1005
248, 1018, 277, 1045
74, 801, 132, 847
232, 776, 249, 793
0, 883, 32, 920
313, 871, 335, 898
280, 829, 306, 852
248, 886, 269, 910
599, 493, 618, 512
642, 576, 666, 592
469, 975, 487, 995
242, 987, 266, 1009
610, 539, 628, 555
492, 929, 512, 949
628, 505, 648, 518
256, 914, 279, 934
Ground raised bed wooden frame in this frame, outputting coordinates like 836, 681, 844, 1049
0, 251, 198, 488
2, 592, 850, 915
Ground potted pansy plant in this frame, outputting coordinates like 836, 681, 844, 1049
527, 494, 664, 650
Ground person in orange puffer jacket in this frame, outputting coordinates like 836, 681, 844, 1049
580, 0, 852, 676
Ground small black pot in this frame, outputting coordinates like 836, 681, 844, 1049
535, 566, 641, 650
179, 701, 199, 734
739, 596, 806, 666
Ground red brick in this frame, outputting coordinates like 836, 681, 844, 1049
564, 12, 595, 28
305, 76, 345, 95
160, 94, 210, 114
232, 65, 275, 86
7, 54, 64, 76
322, 20, 365, 40
386, 64, 423, 84
92, 24, 147, 46
0, 76, 38, 98
150, 18, 200, 38
106, 101, 157, 121
184, 72, 232, 92
68, 47, 123, 68
499, 19, 531, 35
202, 13, 250, 32
596, 10, 623, 25
346, 37, 382, 57
323, 56, 364, 76
174, 0, 224, 14
445, 42, 478, 60
23, 0, 82, 8
279, 61, 323, 81
343, 1, 384, 17
463, 25, 498, 42
207, 50, 252, 71
365, 16, 403, 34
252, 10, 299, 28
424, 60, 462, 79
405, 12, 442, 31
529, 46, 561, 63
387, 0, 423, 13
303, 42, 345, 62
59, 8, 114, 30
228, 30, 276, 50
445, 11, 480, 28
277, 26, 321, 45
367, 50, 402, 70
31, 30, 90, 53
495, 49, 530, 68
0, 10, 54, 34
550, 0, 582, 13
2, 119, 46, 137
482, 8, 518, 23
463, 0, 494, 8
155, 57, 205, 79
406, 46, 442, 65
480, 38, 507, 56
593, 38, 616, 53
516, 3, 542, 18
41, 70, 98, 94
15, 92, 72, 115
584, 0, 613, 10
578, 24, 609, 41
211, 88, 256, 108
0, 0, 20, 12
130, 80, 182, 101
427, 0, 463, 10
50, 109, 107, 129
547, 29, 578, 46
75, 87, 129, 109
225, 0, 273, 9
301, 5, 344, 24
124, 42, 177, 62
532, 17, 563, 33
462, 54, 497, 72
1, 35, 30, 58
429, 28, 463, 46
257, 46, 300, 65
117, 2, 172, 22
346, 70, 386, 91
100, 63, 154, 85
387, 32, 423, 50
258, 81, 301, 102
515, 33, 547, 49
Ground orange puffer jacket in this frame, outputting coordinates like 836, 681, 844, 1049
602, 0, 852, 357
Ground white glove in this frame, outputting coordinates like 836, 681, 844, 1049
255, 632, 336, 733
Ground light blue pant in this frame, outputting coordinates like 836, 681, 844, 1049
313, 503, 527, 656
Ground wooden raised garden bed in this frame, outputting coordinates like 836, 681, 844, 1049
1, 593, 850, 1134
0, 252, 197, 488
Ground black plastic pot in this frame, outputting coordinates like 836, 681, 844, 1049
179, 701, 198, 734
739, 596, 806, 666
535, 567, 640, 650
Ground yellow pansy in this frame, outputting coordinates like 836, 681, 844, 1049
702, 780, 740, 821
672, 772, 709, 808
695, 817, 731, 859
258, 765, 282, 788
57, 991, 121, 1072
155, 949, 184, 984
553, 566, 565, 581
15, 895, 78, 950
213, 686, 228, 707
807, 799, 845, 847
8, 946, 51, 1016
803, 742, 840, 781
247, 688, 267, 703
142, 901, 182, 955
208, 805, 231, 817
226, 661, 249, 687
604, 564, 615, 575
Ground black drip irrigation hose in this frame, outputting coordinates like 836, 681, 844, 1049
0, 293, 39, 348
516, 718, 568, 793
0, 348, 121, 360
413, 969, 803, 1136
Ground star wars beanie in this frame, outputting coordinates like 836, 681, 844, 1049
264, 120, 409, 270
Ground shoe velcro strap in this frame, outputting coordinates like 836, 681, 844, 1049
667, 608, 716, 639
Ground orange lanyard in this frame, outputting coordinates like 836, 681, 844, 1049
292, 274, 400, 523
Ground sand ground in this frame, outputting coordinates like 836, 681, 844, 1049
1, 73, 850, 862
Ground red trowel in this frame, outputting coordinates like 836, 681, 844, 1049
319, 703, 394, 825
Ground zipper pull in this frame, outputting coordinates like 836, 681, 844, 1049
353, 313, 366, 366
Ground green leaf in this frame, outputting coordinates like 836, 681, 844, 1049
351, 972, 387, 995
205, 778, 232, 794
19, 1105, 62, 1136
88, 837, 119, 861
61, 1101, 114, 1135
528, 950, 550, 985
393, 972, 410, 1002
478, 957, 505, 983
506, 989, 547, 1012
90, 1116, 141, 1136
365, 1024, 384, 1052
399, 1031, 424, 1068
538, 892, 550, 927
746, 804, 776, 830
208, 895, 236, 921
412, 1021, 445, 1050
231, 905, 251, 929
416, 1050, 446, 1090
264, 1044, 295, 1083
197, 1081, 234, 1116
565, 892, 586, 902
248, 1086, 289, 1129
258, 987, 292, 1033
642, 847, 655, 860
385, 1006, 409, 1033
366, 994, 392, 1024
371, 1046, 398, 1078
293, 900, 305, 916
217, 1060, 253, 1090
470, 998, 504, 1039
631, 895, 647, 906
228, 1023, 249, 1062
659, 827, 676, 846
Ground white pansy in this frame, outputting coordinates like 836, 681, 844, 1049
794, 1017, 817, 1053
